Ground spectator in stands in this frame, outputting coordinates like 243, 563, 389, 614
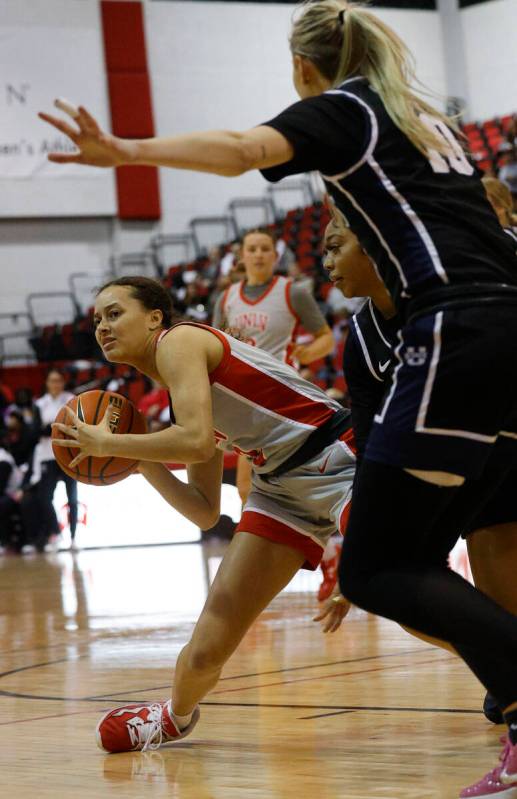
212, 227, 334, 508
6, 386, 38, 428
499, 147, 517, 205
482, 176, 517, 235
0, 381, 14, 431
4, 410, 38, 468
0, 434, 22, 552
219, 241, 241, 277
34, 369, 78, 550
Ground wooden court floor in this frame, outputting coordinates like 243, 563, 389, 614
0, 543, 507, 799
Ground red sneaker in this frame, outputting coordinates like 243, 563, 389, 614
96, 701, 200, 753
318, 542, 342, 602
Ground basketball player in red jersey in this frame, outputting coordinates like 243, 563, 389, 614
53, 274, 355, 754
213, 228, 340, 598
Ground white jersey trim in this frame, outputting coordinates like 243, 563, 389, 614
329, 178, 410, 291
213, 381, 316, 431
368, 299, 392, 349
366, 155, 449, 285
415, 311, 498, 442
352, 315, 384, 383
320, 90, 379, 181
374, 329, 405, 424
230, 349, 338, 414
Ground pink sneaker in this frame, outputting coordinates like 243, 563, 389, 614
501, 734, 517, 784
460, 737, 517, 798
96, 700, 200, 753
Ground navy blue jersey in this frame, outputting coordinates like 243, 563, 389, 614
262, 78, 517, 310
344, 299, 399, 462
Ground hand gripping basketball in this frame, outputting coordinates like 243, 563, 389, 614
52, 404, 113, 468
51, 390, 147, 486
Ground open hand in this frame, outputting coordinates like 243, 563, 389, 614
38, 98, 135, 167
313, 590, 351, 633
52, 404, 113, 468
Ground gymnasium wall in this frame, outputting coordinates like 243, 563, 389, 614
0, 0, 446, 320
461, 0, 517, 121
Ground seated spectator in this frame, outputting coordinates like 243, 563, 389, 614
4, 410, 38, 467
6, 387, 39, 428
0, 436, 23, 552
34, 369, 78, 550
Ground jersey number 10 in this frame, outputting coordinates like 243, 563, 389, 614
420, 114, 474, 176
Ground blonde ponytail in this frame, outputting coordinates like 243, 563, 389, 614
290, 0, 459, 158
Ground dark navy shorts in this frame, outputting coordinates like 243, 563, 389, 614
365, 304, 517, 479
464, 468, 517, 536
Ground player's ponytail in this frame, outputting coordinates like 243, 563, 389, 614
290, 0, 458, 158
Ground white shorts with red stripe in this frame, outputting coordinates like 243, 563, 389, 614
236, 431, 356, 569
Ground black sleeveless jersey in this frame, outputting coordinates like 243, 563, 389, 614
262, 78, 517, 310
344, 299, 399, 463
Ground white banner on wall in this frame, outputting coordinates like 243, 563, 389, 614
0, 0, 116, 217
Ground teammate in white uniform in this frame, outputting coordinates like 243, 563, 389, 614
53, 275, 355, 754
213, 228, 334, 509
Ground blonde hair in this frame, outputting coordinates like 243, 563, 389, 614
482, 176, 514, 226
290, 0, 458, 157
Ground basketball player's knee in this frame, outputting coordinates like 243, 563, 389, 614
185, 639, 227, 673
338, 551, 373, 608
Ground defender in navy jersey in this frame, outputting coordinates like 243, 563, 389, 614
322, 214, 517, 726
41, 1, 517, 792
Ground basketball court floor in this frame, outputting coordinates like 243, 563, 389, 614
0, 477, 503, 799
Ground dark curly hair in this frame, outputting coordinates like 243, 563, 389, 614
96, 275, 182, 328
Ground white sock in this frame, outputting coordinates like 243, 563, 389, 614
169, 701, 193, 730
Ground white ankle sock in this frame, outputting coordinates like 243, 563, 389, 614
169, 702, 193, 730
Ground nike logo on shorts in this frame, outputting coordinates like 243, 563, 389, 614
318, 454, 331, 474
378, 360, 390, 373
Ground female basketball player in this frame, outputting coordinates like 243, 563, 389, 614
212, 227, 334, 505
317, 209, 517, 728
41, 2, 517, 793
53, 274, 356, 755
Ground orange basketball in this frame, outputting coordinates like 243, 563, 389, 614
51, 390, 147, 486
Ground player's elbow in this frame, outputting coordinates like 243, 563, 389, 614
219, 134, 257, 176
201, 507, 221, 531
191, 436, 216, 463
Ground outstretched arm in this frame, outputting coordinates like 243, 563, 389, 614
38, 100, 293, 176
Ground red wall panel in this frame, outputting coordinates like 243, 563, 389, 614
100, 0, 160, 220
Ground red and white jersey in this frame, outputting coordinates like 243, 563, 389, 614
157, 323, 346, 475
220, 275, 299, 364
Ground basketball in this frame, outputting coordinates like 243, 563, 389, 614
51, 390, 147, 486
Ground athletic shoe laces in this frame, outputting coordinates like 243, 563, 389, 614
135, 703, 166, 752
